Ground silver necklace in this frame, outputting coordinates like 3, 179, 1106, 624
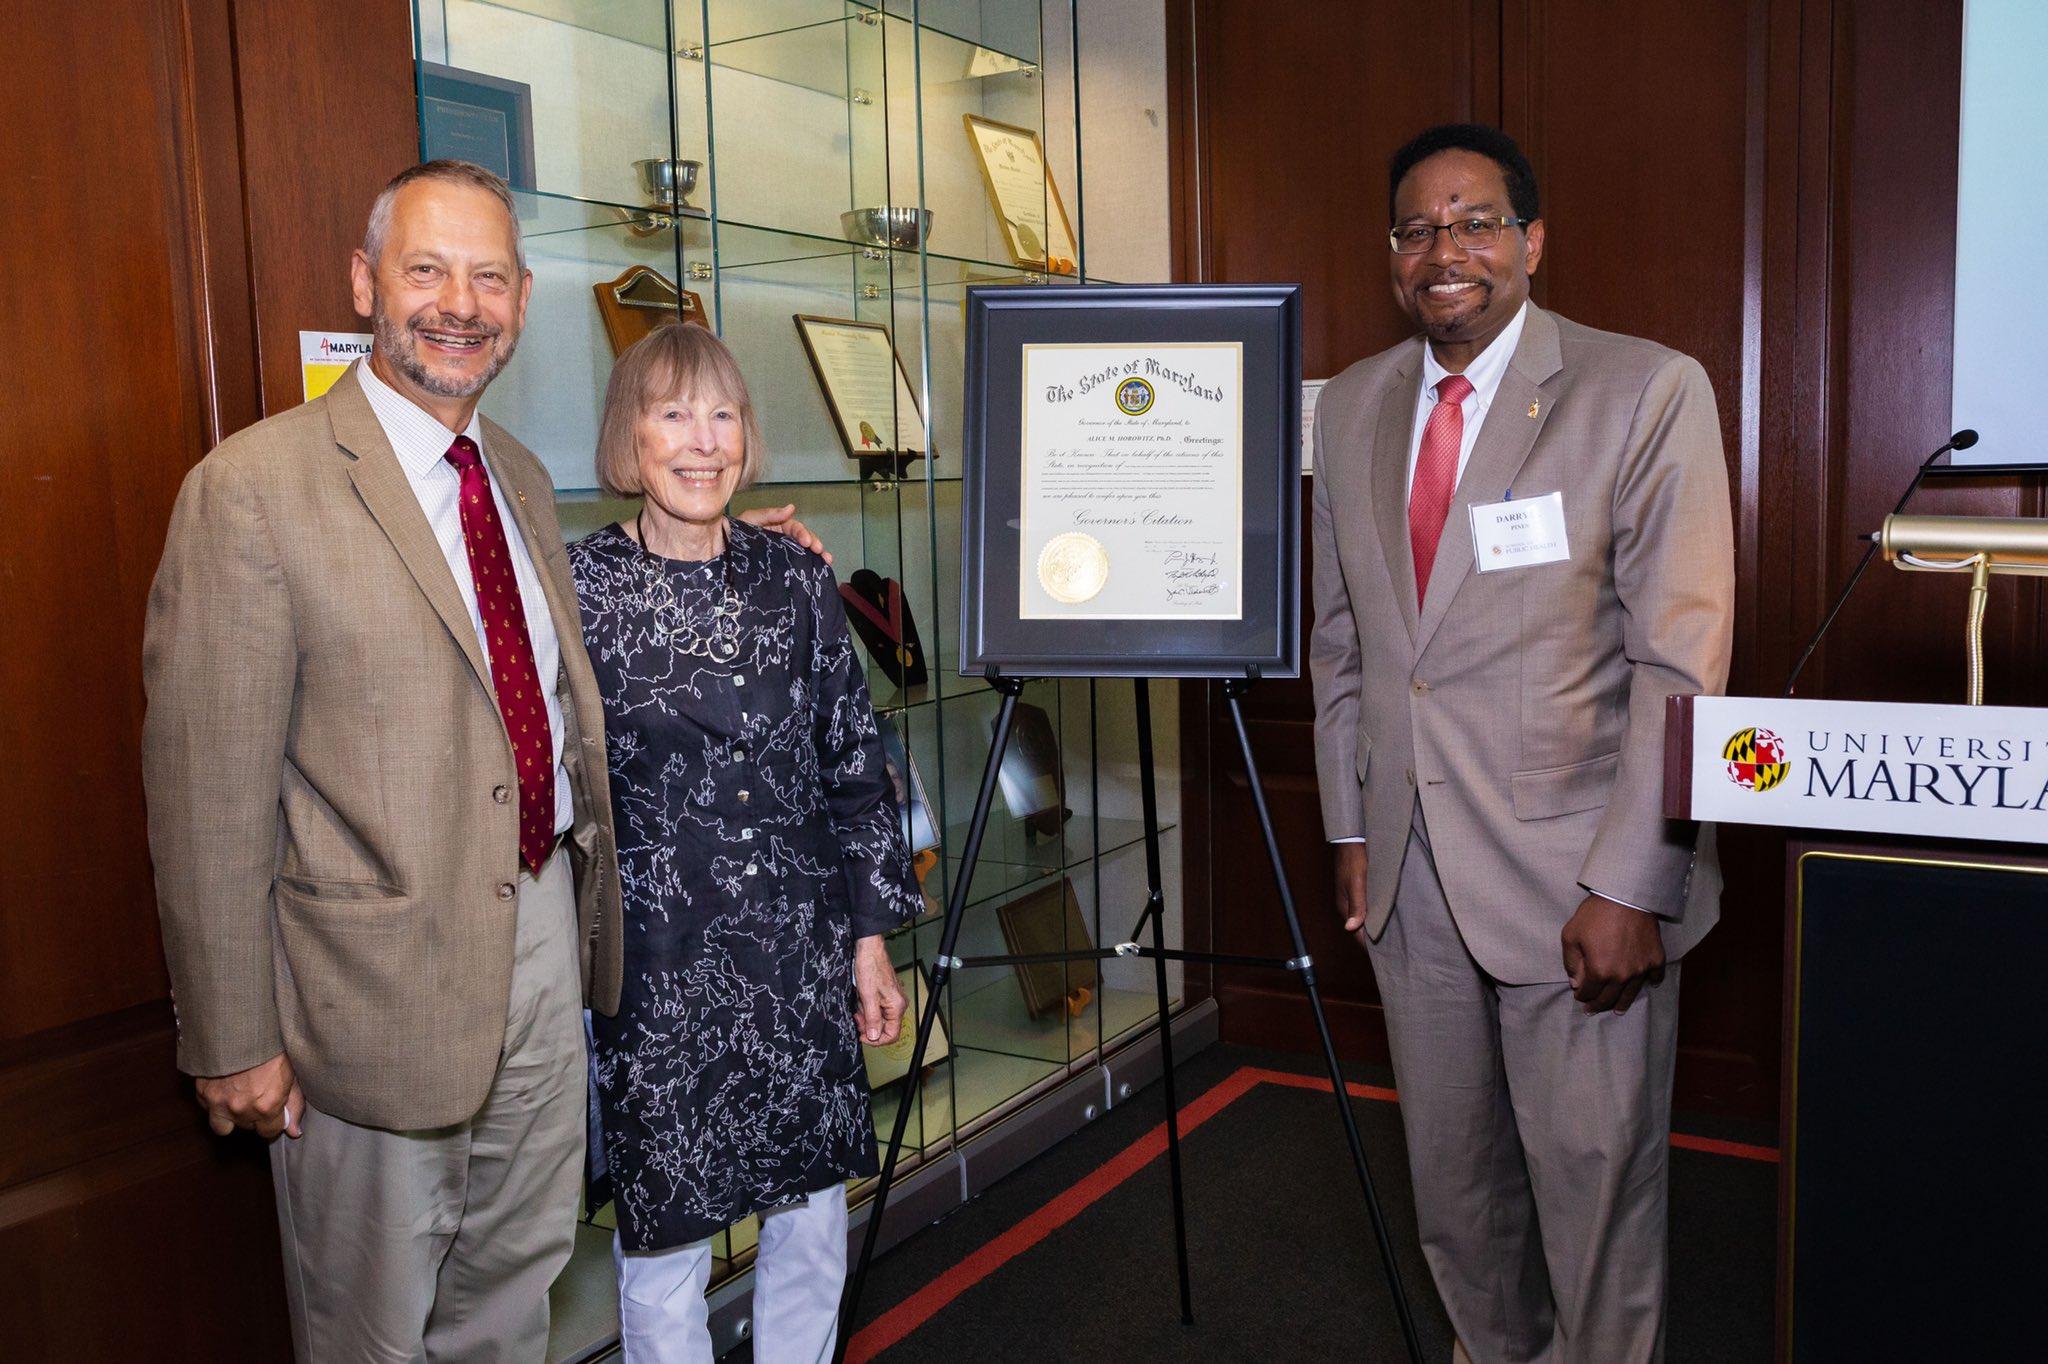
635, 511, 742, 662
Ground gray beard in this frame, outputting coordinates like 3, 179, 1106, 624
372, 304, 517, 399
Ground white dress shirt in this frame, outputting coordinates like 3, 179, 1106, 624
1404, 300, 1530, 504
357, 362, 572, 837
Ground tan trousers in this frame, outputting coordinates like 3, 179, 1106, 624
270, 849, 586, 1363
1367, 815, 1680, 1364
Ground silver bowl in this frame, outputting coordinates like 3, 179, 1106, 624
840, 207, 933, 250
634, 157, 701, 210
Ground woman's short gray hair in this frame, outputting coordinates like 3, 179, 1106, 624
362, 160, 526, 273
596, 323, 766, 499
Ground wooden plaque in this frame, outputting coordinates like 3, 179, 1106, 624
593, 265, 706, 356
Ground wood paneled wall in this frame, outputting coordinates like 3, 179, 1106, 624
1172, 0, 2033, 1121
0, 2, 416, 1356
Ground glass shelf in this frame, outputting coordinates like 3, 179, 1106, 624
965, 815, 1178, 875
706, 3, 1040, 104
465, 0, 1043, 79
948, 983, 1170, 1075
887, 852, 1058, 939
463, 0, 672, 51
511, 184, 1089, 289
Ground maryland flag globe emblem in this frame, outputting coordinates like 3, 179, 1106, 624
1723, 727, 1790, 792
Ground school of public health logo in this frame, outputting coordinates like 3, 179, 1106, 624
1115, 376, 1155, 415
1723, 726, 1790, 792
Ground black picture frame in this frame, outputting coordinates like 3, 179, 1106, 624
959, 284, 1302, 679
876, 713, 939, 854
418, 62, 537, 191
993, 700, 1071, 838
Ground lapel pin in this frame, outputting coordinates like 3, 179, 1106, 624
1527, 400, 1541, 419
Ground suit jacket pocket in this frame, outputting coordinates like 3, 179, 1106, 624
276, 872, 402, 901
1510, 751, 1620, 820
1354, 731, 1372, 785
273, 881, 413, 1006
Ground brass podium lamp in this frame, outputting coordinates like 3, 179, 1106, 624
1880, 514, 2048, 703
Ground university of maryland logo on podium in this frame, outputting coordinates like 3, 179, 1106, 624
1723, 726, 1790, 792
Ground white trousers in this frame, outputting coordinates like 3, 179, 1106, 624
613, 1184, 848, 1364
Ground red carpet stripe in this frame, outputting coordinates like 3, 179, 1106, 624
845, 1063, 1777, 1361
847, 1066, 1265, 1362
1670, 1131, 1780, 1163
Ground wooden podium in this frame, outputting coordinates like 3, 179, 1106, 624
1667, 695, 2048, 1360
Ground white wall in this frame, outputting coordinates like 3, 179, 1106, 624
1951, 0, 2048, 464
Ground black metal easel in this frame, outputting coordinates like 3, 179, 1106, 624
835, 670, 1423, 1364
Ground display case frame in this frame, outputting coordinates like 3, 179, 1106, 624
409, 3, 1201, 1353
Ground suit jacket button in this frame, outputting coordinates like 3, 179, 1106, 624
738, 789, 751, 804
1412, 680, 1430, 694
1405, 768, 1415, 785
498, 882, 516, 901
493, 785, 510, 804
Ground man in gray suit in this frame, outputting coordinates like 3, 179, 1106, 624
1309, 125, 1734, 1362
143, 160, 818, 1360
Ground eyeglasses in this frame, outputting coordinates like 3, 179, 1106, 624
1387, 216, 1531, 254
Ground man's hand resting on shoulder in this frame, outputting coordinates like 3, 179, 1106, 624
737, 504, 831, 564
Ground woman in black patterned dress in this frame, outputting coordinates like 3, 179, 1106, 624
569, 323, 920, 1364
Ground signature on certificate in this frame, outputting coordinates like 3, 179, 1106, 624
1162, 547, 1223, 602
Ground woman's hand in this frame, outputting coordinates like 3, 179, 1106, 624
737, 503, 831, 565
853, 934, 906, 1046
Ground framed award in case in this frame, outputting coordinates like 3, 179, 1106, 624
839, 569, 929, 690
958, 284, 1302, 678
593, 266, 706, 356
995, 878, 1096, 1018
418, 63, 536, 190
992, 700, 1070, 838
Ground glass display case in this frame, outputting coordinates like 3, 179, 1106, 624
412, 2, 1194, 1353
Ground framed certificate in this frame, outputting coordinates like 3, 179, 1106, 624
793, 315, 928, 469
994, 879, 1097, 1018
419, 63, 536, 191
959, 284, 1302, 678
963, 114, 1079, 275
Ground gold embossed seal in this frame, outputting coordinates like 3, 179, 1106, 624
1036, 531, 1110, 604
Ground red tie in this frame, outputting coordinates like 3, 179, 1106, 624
445, 435, 555, 873
1407, 373, 1475, 605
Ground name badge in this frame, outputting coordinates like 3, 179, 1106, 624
1470, 491, 1570, 572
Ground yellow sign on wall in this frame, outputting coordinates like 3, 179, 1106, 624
300, 331, 372, 400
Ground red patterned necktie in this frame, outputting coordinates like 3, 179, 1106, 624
445, 435, 555, 873
1407, 373, 1476, 605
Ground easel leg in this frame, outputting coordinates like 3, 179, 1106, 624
836, 680, 1027, 1363
1134, 679, 1194, 1325
1224, 684, 1425, 1364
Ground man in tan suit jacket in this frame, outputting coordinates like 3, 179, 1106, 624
1310, 126, 1733, 1362
143, 161, 815, 1361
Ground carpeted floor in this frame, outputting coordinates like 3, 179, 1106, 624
779, 1042, 1776, 1363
